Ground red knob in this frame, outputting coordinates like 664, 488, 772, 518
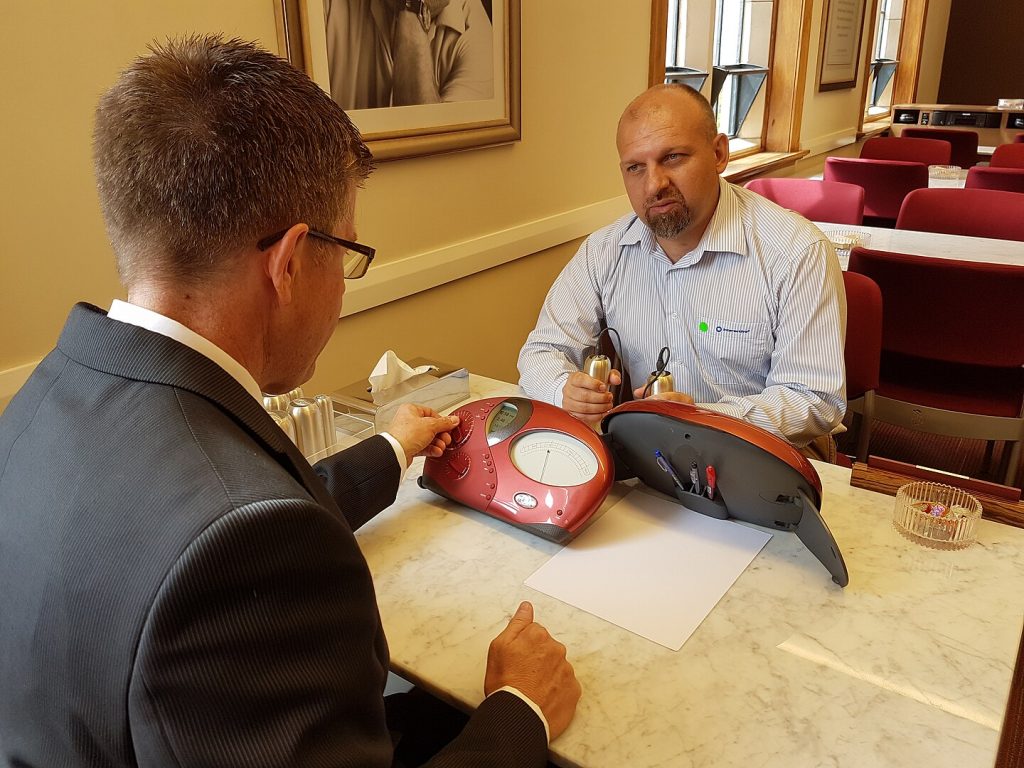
446, 451, 471, 479
450, 409, 474, 447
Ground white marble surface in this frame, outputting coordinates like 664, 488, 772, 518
809, 172, 967, 189
356, 376, 1024, 767
814, 222, 1024, 269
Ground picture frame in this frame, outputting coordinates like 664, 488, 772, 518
817, 0, 867, 92
275, 0, 521, 161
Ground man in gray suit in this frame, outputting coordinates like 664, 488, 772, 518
0, 35, 579, 767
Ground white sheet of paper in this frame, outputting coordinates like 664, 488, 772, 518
524, 490, 772, 651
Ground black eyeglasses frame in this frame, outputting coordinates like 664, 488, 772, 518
256, 227, 376, 279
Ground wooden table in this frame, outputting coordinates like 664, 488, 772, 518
356, 376, 1024, 768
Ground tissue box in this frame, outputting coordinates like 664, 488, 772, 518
331, 358, 470, 432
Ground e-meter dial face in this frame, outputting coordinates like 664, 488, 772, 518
419, 397, 614, 544
509, 431, 599, 486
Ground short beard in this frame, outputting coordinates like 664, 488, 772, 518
645, 200, 692, 239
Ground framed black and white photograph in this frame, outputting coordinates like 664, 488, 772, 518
817, 0, 867, 92
276, 0, 520, 161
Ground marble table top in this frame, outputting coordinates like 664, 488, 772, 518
356, 376, 1024, 767
814, 221, 1024, 269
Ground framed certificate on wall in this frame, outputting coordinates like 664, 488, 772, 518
818, 0, 867, 91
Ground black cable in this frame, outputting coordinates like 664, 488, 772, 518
596, 325, 624, 405
641, 346, 671, 398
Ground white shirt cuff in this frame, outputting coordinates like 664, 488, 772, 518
492, 685, 550, 744
551, 371, 570, 409
378, 431, 408, 481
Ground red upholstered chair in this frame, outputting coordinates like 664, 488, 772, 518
991, 143, 1024, 169
861, 136, 952, 166
901, 128, 979, 168
744, 178, 864, 225
824, 157, 928, 226
841, 271, 883, 463
896, 188, 1024, 241
1015, 133, 1024, 144
848, 247, 1024, 485
965, 166, 1024, 194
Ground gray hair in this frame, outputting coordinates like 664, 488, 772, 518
93, 35, 373, 287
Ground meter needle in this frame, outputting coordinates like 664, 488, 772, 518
539, 449, 551, 483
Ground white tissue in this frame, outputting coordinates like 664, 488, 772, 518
368, 350, 437, 394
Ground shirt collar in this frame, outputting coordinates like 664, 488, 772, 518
621, 177, 749, 264
696, 177, 748, 260
107, 299, 263, 404
435, 1, 467, 33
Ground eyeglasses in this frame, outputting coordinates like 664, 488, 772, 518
257, 228, 376, 279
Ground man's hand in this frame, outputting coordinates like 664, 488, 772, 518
385, 404, 458, 465
485, 602, 581, 741
632, 386, 695, 405
562, 370, 622, 426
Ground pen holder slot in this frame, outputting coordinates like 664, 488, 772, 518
672, 487, 729, 519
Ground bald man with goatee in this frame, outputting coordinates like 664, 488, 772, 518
519, 84, 847, 460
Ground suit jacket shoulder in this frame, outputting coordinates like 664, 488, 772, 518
0, 304, 547, 768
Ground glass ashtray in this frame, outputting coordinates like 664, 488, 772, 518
893, 481, 982, 550
827, 230, 871, 256
928, 164, 963, 180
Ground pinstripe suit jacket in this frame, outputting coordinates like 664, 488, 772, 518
0, 304, 546, 768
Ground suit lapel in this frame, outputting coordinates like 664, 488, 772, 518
57, 303, 339, 511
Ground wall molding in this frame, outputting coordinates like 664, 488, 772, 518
803, 129, 860, 158
341, 195, 629, 316
0, 196, 630, 401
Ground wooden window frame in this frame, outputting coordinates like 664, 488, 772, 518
651, 0, 814, 157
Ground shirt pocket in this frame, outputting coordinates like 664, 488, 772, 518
695, 319, 773, 385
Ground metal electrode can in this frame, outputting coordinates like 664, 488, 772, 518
583, 354, 612, 385
313, 394, 337, 450
289, 398, 325, 458
646, 371, 675, 396
263, 393, 290, 412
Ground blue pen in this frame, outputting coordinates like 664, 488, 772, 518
654, 450, 688, 494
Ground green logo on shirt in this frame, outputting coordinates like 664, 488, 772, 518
699, 321, 709, 333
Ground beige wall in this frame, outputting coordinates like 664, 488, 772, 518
0, 2, 649, 409
0, 0, 957, 412
0, 1, 282, 393
916, 0, 951, 103
796, 0, 949, 160
799, 0, 878, 156
308, 238, 581, 395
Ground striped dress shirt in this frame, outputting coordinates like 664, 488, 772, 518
517, 178, 847, 447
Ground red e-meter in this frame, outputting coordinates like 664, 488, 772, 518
420, 396, 848, 587
419, 397, 614, 543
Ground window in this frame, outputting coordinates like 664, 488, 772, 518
663, 0, 711, 92
664, 0, 774, 153
654, 0, 810, 165
865, 0, 903, 118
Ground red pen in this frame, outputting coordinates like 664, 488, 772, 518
705, 465, 717, 499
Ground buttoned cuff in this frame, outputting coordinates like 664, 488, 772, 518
551, 371, 570, 409
491, 685, 550, 744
